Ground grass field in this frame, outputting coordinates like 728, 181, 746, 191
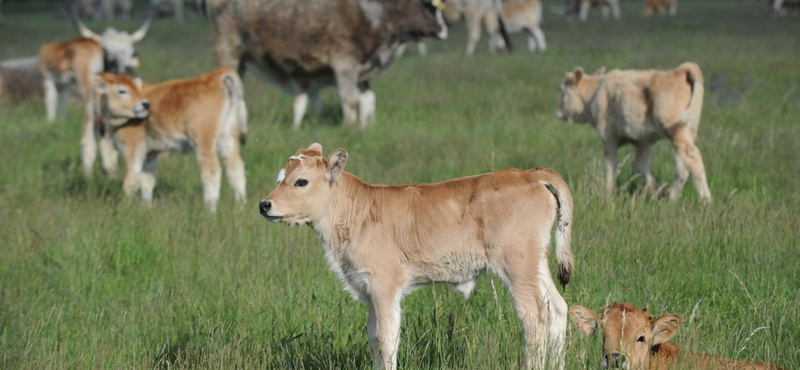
0, 0, 798, 368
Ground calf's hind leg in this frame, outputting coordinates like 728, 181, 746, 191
671, 129, 711, 201
197, 141, 222, 212
218, 135, 246, 205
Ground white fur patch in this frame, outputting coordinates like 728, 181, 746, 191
289, 154, 305, 162
276, 168, 286, 184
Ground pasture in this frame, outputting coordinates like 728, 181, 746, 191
0, 0, 798, 368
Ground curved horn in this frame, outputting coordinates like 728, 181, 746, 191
70, 6, 101, 42
130, 9, 154, 43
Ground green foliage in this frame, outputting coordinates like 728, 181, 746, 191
0, 1, 798, 369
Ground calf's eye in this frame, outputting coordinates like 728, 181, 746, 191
294, 179, 309, 187
637, 335, 646, 343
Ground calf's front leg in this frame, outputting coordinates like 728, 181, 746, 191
368, 285, 403, 370
603, 141, 618, 195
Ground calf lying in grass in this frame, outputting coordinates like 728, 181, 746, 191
569, 302, 783, 370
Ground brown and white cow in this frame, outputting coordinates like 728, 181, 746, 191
564, 0, 621, 21
259, 144, 575, 370
642, 0, 677, 18
556, 62, 712, 201
503, 0, 546, 52
93, 68, 248, 212
39, 11, 151, 177
204, 0, 449, 129
569, 303, 784, 370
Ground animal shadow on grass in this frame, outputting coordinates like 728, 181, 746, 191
41, 157, 176, 200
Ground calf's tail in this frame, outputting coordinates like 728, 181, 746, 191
222, 72, 248, 145
540, 170, 575, 290
675, 62, 704, 126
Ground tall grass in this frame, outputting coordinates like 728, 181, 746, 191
0, 0, 798, 368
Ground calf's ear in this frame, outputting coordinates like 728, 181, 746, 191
651, 315, 682, 346
325, 149, 348, 185
569, 306, 600, 337
308, 143, 323, 154
92, 75, 107, 94
573, 67, 585, 83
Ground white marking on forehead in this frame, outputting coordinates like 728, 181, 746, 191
276, 168, 286, 184
289, 154, 306, 162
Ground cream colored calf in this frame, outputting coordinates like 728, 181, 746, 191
556, 62, 711, 201
93, 68, 248, 211
569, 303, 784, 370
503, 0, 547, 52
260, 144, 576, 370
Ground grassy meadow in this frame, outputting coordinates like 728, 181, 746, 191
0, 0, 798, 368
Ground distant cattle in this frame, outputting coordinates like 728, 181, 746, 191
260, 143, 575, 370
100, 0, 132, 20
151, 0, 183, 21
569, 303, 785, 370
93, 69, 248, 212
643, 0, 677, 17
439, 0, 513, 55
564, 0, 620, 21
769, 0, 800, 16
503, 0, 546, 52
556, 62, 711, 201
39, 11, 151, 177
204, 0, 448, 129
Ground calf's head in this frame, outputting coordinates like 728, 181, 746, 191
260, 143, 348, 225
71, 10, 152, 75
555, 66, 604, 123
569, 303, 682, 370
92, 72, 150, 125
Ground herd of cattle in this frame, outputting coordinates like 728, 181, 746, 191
0, 0, 791, 369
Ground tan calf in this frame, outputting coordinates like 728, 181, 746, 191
503, 0, 547, 52
259, 144, 575, 370
39, 12, 150, 177
569, 303, 784, 370
93, 68, 248, 212
643, 0, 677, 18
556, 62, 711, 201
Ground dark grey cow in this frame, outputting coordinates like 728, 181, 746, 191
204, 0, 448, 129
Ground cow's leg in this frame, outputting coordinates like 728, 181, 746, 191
292, 92, 308, 130
80, 103, 98, 177
43, 76, 58, 122
579, 0, 590, 21
667, 152, 689, 200
538, 258, 568, 370
197, 142, 222, 212
671, 129, 712, 201
99, 132, 119, 177
465, 10, 482, 55
417, 42, 427, 56
218, 134, 247, 205
123, 143, 146, 197
668, 1, 677, 16
332, 61, 360, 126
634, 142, 658, 196
601, 4, 610, 19
501, 260, 547, 369
310, 89, 323, 119
531, 27, 547, 51
603, 141, 618, 195
139, 152, 160, 203
610, 0, 621, 19
358, 81, 376, 128
368, 285, 403, 370
482, 12, 504, 53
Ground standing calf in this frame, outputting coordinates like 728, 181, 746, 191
260, 144, 575, 370
93, 68, 248, 211
503, 0, 546, 52
38, 11, 151, 177
556, 62, 711, 201
569, 303, 784, 370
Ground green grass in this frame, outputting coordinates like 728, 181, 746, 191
1, 0, 798, 368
